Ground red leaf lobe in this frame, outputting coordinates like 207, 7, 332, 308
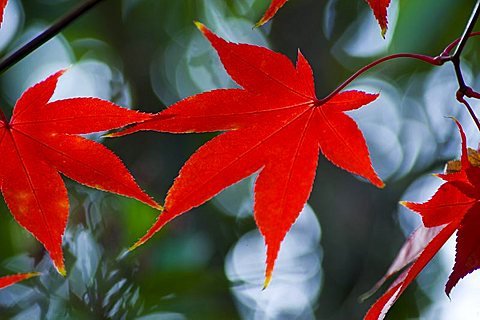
0, 272, 40, 290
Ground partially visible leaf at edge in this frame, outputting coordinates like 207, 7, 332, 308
0, 0, 7, 26
360, 225, 443, 301
257, 0, 391, 36
0, 70, 160, 275
113, 22, 383, 286
365, 119, 480, 320
365, 222, 458, 320
256, 0, 288, 26
0, 272, 40, 289
365, 0, 392, 37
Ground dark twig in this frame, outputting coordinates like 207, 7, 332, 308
448, 0, 480, 131
452, 0, 480, 60
458, 94, 480, 133
0, 0, 107, 75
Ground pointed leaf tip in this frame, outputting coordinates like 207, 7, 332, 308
0, 272, 41, 290
365, 0, 391, 37
263, 273, 272, 290
376, 179, 385, 188
450, 117, 470, 169
57, 265, 67, 277
27, 272, 41, 278
194, 21, 206, 32
381, 27, 387, 39
256, 0, 289, 27
153, 203, 164, 211
399, 201, 408, 207
128, 240, 143, 252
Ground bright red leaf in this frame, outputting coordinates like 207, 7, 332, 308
113, 22, 383, 286
257, 0, 288, 27
365, 119, 480, 320
257, 0, 391, 36
0, 272, 40, 289
365, 0, 392, 37
0, 70, 160, 276
0, 0, 7, 26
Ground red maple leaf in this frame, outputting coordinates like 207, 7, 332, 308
0, 70, 160, 275
257, 0, 288, 27
0, 0, 7, 26
365, 0, 392, 37
113, 22, 383, 285
365, 119, 480, 319
257, 0, 391, 36
0, 272, 40, 289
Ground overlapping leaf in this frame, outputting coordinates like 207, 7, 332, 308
114, 22, 383, 285
0, 71, 160, 275
365, 119, 480, 319
0, 272, 40, 289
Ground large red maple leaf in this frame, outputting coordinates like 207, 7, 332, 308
0, 272, 40, 290
0, 70, 160, 275
114, 22, 383, 285
365, 119, 480, 319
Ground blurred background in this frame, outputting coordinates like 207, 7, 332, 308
0, 0, 479, 319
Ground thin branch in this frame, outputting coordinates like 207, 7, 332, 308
441, 31, 480, 57
457, 94, 480, 133
318, 53, 442, 104
319, 29, 480, 105
453, 58, 467, 90
0, 0, 107, 75
452, 0, 480, 60
447, 1, 480, 133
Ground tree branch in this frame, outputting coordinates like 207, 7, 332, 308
0, 0, 107, 75
452, 0, 480, 60
448, 0, 480, 131
457, 94, 480, 133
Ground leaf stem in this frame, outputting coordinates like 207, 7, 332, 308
0, 0, 107, 75
319, 31, 480, 106
318, 53, 443, 104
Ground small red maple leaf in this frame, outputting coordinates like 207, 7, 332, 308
0, 272, 40, 290
257, 0, 288, 27
365, 0, 392, 37
257, 0, 391, 36
113, 22, 383, 286
0, 0, 7, 26
0, 70, 160, 275
365, 119, 480, 320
